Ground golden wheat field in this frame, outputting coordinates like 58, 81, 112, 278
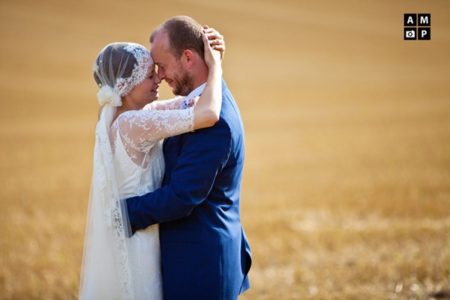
0, 0, 449, 299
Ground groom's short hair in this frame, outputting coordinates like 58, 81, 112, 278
151, 16, 205, 60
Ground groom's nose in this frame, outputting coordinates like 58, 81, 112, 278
157, 68, 166, 81
154, 73, 162, 84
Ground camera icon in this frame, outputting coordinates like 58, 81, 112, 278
404, 28, 417, 40
406, 30, 415, 38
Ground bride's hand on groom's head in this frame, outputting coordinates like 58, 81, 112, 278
202, 29, 223, 69
203, 25, 225, 60
202, 32, 221, 69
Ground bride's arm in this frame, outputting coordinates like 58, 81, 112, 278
191, 32, 223, 129
115, 29, 224, 150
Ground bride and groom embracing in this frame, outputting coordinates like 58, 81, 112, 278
79, 16, 252, 300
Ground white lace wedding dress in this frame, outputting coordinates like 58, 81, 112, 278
109, 97, 194, 299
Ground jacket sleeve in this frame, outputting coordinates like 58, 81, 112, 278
125, 119, 232, 233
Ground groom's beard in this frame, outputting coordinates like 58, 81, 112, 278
173, 70, 194, 96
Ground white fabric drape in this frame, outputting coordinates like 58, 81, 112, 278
79, 105, 135, 300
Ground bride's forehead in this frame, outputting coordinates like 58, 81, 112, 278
146, 64, 157, 75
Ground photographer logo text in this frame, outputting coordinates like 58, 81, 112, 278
404, 13, 431, 40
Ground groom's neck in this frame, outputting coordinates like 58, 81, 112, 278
190, 60, 209, 92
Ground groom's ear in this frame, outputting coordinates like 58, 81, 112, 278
181, 49, 196, 69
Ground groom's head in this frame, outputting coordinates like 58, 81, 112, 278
150, 16, 207, 96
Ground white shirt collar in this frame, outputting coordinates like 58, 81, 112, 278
185, 82, 206, 100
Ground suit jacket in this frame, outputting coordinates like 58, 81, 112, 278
126, 80, 252, 300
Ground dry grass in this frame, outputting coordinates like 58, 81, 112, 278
1, 0, 449, 299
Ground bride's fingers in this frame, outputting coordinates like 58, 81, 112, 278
204, 29, 216, 36
203, 29, 217, 38
211, 43, 225, 60
203, 28, 223, 39
206, 35, 224, 50
212, 45, 225, 52
202, 32, 212, 48
207, 37, 224, 47
211, 40, 225, 48
205, 33, 223, 44
203, 26, 214, 33
205, 30, 223, 39
209, 40, 223, 48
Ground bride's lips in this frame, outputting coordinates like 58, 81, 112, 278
151, 85, 159, 93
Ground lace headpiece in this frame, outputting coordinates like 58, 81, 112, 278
93, 42, 153, 107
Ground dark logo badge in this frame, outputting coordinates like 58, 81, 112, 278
404, 13, 431, 40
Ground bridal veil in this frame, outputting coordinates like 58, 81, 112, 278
79, 43, 152, 299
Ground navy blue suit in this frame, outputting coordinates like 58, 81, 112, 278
126, 81, 252, 300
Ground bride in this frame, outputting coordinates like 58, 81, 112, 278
79, 28, 224, 299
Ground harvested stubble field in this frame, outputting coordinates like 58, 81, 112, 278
0, 0, 449, 299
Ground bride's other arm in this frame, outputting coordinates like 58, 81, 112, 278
191, 31, 223, 129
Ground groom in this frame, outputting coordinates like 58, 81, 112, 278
125, 16, 252, 299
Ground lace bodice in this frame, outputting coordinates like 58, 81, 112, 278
112, 103, 193, 163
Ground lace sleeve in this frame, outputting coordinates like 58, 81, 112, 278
115, 108, 194, 153
143, 96, 194, 111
